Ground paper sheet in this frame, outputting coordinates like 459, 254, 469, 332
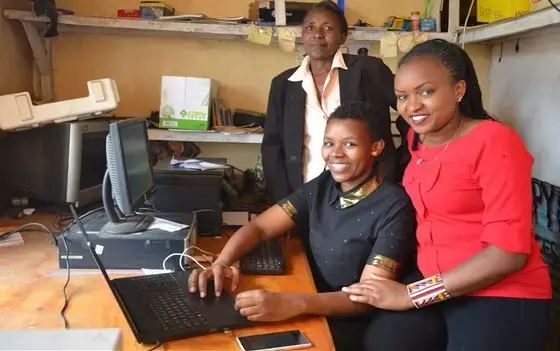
0, 231, 24, 248
148, 217, 189, 232
248, 24, 273, 45
142, 268, 172, 275
169, 158, 229, 171
278, 27, 296, 52
380, 32, 399, 58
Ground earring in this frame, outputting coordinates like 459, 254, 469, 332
458, 96, 463, 102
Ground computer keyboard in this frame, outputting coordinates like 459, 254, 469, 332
134, 274, 208, 331
240, 239, 286, 275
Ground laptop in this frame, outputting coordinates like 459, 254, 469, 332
77, 224, 254, 345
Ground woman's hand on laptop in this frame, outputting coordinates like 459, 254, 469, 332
188, 261, 240, 298
234, 290, 305, 322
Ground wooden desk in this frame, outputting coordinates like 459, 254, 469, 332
0, 214, 335, 351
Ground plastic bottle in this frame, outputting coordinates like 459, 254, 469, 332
337, 0, 345, 12
254, 155, 266, 192
411, 11, 420, 32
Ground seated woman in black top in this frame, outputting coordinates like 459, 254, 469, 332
189, 102, 445, 351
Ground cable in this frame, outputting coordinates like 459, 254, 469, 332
142, 198, 160, 212
460, 0, 476, 49
146, 341, 162, 351
226, 163, 244, 174
0, 222, 57, 243
58, 230, 71, 329
57, 206, 104, 234
0, 221, 70, 328
548, 0, 560, 12
60, 206, 106, 329
53, 213, 73, 232
162, 246, 217, 271
0, 220, 71, 328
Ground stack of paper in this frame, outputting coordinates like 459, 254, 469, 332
169, 158, 229, 171
0, 227, 24, 249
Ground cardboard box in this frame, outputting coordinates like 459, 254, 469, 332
159, 76, 218, 131
531, 0, 560, 11
139, 1, 175, 19
477, 0, 531, 22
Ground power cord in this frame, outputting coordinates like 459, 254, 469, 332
460, 0, 476, 49
0, 222, 57, 243
0, 221, 72, 328
58, 230, 71, 329
146, 341, 162, 351
162, 246, 217, 271
58, 206, 108, 329
548, 0, 560, 12
55, 206, 105, 234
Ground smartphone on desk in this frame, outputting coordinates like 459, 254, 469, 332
236, 330, 312, 351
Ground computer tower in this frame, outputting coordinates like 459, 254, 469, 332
149, 157, 227, 235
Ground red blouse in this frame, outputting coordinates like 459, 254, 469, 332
403, 120, 551, 299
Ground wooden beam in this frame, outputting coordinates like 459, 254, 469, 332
448, 0, 460, 33
21, 22, 53, 102
428, 0, 443, 33
274, 0, 287, 26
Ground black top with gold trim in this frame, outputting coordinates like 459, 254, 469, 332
278, 169, 416, 293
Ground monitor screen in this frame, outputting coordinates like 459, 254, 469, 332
118, 120, 153, 207
106, 117, 155, 215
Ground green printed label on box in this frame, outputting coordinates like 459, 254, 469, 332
159, 105, 210, 130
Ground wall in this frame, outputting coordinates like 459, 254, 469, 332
0, 0, 32, 97
488, 29, 560, 186
48, 0, 490, 169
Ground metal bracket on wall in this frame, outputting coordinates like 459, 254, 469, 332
21, 22, 53, 104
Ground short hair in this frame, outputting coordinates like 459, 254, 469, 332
398, 39, 493, 150
305, 0, 348, 35
328, 102, 387, 143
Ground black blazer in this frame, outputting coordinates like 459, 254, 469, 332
261, 53, 399, 202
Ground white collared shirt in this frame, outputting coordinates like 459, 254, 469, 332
288, 49, 348, 183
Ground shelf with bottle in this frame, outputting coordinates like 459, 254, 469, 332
2, 9, 453, 43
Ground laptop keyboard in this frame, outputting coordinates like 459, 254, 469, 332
133, 274, 208, 331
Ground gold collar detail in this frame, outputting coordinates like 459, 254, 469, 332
339, 176, 380, 209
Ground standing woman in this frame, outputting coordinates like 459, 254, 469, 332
343, 38, 552, 350
261, 0, 398, 207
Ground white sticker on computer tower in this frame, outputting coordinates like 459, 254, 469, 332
95, 245, 104, 255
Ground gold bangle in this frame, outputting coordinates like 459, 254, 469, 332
367, 254, 400, 274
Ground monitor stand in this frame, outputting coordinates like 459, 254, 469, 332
100, 214, 154, 235
99, 171, 155, 235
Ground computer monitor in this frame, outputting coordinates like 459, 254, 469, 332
100, 117, 155, 235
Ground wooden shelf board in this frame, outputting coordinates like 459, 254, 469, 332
459, 7, 560, 43
148, 128, 263, 144
3, 9, 451, 43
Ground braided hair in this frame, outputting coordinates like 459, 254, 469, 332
398, 39, 493, 150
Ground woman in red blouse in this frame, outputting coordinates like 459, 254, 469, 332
342, 39, 552, 350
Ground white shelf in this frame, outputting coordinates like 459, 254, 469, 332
459, 6, 560, 43
148, 128, 263, 144
3, 10, 451, 43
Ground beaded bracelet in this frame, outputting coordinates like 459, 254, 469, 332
407, 273, 451, 308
